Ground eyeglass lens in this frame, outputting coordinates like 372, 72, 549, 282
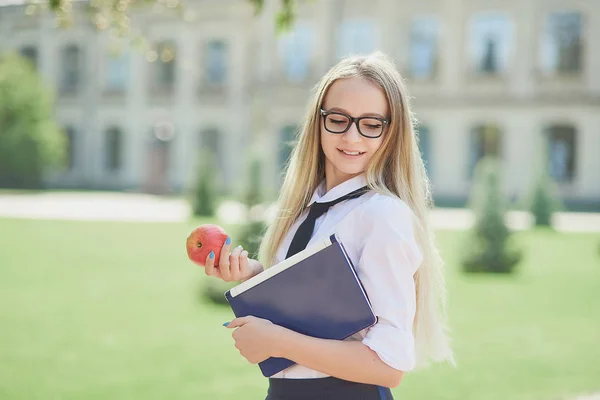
324, 113, 384, 138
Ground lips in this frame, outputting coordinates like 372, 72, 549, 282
337, 148, 366, 156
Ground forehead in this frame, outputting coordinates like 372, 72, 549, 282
323, 77, 389, 116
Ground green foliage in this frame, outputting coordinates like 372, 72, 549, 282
190, 149, 218, 217
528, 170, 561, 227
0, 52, 65, 189
524, 148, 562, 227
239, 155, 268, 259
461, 157, 522, 274
42, 0, 297, 35
200, 278, 237, 306
201, 156, 266, 305
243, 153, 263, 209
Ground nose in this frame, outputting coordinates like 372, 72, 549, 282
343, 121, 362, 143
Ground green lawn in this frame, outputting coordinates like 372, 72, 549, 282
0, 218, 598, 400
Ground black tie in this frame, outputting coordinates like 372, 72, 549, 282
285, 185, 370, 259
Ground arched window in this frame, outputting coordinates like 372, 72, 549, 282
61, 45, 81, 94
416, 125, 432, 177
278, 125, 297, 172
199, 128, 224, 174
204, 39, 228, 85
152, 41, 176, 93
64, 126, 76, 170
469, 124, 501, 177
20, 46, 38, 69
467, 12, 513, 75
409, 16, 439, 79
545, 124, 576, 182
105, 127, 123, 172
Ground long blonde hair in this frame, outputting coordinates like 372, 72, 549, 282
258, 51, 455, 369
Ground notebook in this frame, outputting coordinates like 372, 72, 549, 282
224, 233, 377, 377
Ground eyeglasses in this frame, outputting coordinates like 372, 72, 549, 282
320, 108, 389, 139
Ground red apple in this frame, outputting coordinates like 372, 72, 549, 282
186, 224, 229, 267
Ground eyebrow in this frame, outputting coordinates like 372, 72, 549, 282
325, 106, 387, 120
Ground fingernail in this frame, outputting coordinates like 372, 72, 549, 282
209, 251, 214, 259
225, 237, 231, 245
222, 322, 230, 327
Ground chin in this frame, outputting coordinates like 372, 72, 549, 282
333, 162, 366, 176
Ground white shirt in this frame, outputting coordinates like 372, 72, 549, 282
270, 173, 423, 379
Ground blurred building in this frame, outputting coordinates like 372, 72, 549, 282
0, 0, 599, 209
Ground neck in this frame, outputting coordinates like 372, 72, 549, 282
324, 163, 362, 193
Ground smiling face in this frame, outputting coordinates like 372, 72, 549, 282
320, 77, 390, 191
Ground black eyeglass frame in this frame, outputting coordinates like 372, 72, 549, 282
320, 108, 390, 139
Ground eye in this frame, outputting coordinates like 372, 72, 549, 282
365, 124, 382, 129
330, 118, 347, 124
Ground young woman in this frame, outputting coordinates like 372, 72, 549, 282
204, 51, 455, 400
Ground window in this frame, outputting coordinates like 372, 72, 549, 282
154, 41, 176, 91
468, 13, 512, 75
540, 12, 583, 75
105, 127, 123, 172
545, 125, 576, 182
64, 126, 76, 170
416, 125, 432, 176
20, 46, 37, 69
205, 40, 228, 85
105, 51, 129, 92
278, 21, 314, 82
469, 124, 501, 176
409, 17, 438, 79
278, 125, 297, 171
61, 45, 81, 94
199, 128, 224, 173
338, 19, 377, 59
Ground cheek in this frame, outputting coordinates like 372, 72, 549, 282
366, 138, 384, 157
320, 130, 337, 153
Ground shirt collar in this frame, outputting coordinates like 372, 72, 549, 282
307, 173, 368, 207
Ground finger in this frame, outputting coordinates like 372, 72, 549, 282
219, 237, 232, 281
239, 250, 249, 279
229, 245, 243, 280
227, 316, 250, 329
205, 250, 216, 276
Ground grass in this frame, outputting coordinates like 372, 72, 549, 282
0, 218, 598, 400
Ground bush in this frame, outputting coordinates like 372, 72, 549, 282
526, 154, 562, 227
461, 157, 522, 274
200, 278, 237, 306
0, 52, 65, 188
201, 155, 267, 305
190, 149, 219, 217
237, 156, 267, 258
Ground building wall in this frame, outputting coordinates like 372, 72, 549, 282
1, 0, 598, 208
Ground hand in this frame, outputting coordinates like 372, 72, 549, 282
226, 316, 283, 364
204, 239, 263, 282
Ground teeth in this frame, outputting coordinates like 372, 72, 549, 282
341, 150, 361, 155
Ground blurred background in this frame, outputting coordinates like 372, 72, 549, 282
0, 0, 599, 399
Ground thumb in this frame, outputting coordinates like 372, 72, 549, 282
225, 317, 249, 329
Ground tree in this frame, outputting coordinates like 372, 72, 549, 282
0, 52, 65, 188
190, 148, 219, 217
30, 0, 297, 35
461, 156, 522, 274
237, 155, 268, 259
527, 163, 561, 227
200, 154, 267, 306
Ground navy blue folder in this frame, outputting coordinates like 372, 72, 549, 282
224, 233, 377, 377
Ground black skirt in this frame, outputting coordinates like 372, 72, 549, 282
265, 377, 394, 400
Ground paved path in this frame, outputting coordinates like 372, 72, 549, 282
0, 191, 599, 232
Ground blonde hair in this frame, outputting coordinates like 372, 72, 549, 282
257, 51, 455, 369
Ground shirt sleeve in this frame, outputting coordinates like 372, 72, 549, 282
357, 195, 423, 372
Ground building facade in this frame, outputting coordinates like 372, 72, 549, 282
1, 0, 599, 208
